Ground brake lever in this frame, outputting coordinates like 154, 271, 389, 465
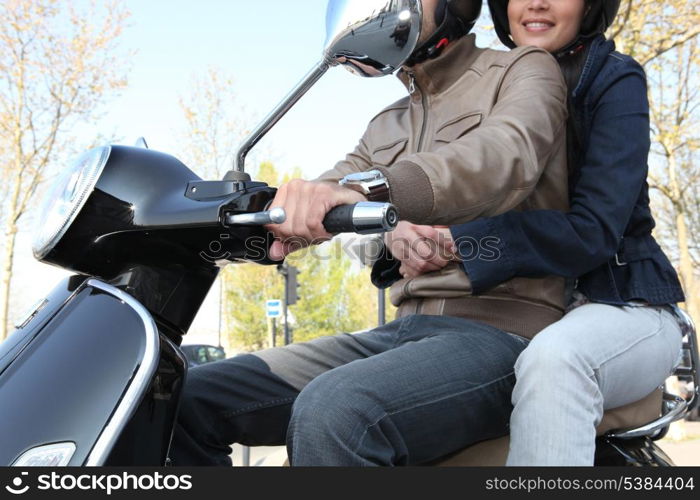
225, 208, 286, 226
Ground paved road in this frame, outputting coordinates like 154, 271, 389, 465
658, 421, 700, 466
231, 445, 287, 467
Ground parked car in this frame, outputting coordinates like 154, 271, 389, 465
181, 344, 226, 367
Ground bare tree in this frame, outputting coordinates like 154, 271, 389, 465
609, 0, 700, 66
610, 2, 700, 322
0, 0, 130, 340
611, 3, 700, 440
174, 66, 251, 352
175, 66, 249, 180
645, 39, 700, 321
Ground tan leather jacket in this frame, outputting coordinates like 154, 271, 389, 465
318, 34, 569, 338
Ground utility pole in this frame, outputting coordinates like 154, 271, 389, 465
283, 271, 290, 345
277, 263, 300, 345
271, 317, 277, 347
378, 288, 386, 326
267, 316, 277, 348
218, 278, 224, 348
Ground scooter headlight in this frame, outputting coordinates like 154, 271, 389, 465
32, 146, 111, 260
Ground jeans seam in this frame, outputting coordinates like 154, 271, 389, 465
593, 307, 666, 374
506, 332, 530, 346
352, 370, 516, 458
392, 314, 416, 348
222, 396, 296, 419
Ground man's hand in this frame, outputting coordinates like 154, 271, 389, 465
386, 222, 457, 279
265, 179, 366, 261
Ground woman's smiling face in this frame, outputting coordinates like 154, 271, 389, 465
507, 0, 587, 52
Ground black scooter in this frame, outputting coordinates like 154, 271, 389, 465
0, 0, 697, 467
0, 0, 409, 467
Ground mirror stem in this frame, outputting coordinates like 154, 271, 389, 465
233, 61, 331, 174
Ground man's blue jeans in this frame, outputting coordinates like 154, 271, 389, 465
169, 314, 529, 466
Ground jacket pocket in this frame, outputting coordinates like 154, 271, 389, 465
372, 138, 408, 167
434, 112, 482, 143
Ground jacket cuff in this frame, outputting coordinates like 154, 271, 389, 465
375, 162, 434, 223
450, 217, 514, 294
370, 244, 402, 289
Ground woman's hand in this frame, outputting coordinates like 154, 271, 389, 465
385, 222, 458, 279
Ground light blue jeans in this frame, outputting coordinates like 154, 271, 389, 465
506, 302, 683, 465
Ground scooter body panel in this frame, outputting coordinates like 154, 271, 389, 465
0, 278, 159, 466
0, 276, 87, 377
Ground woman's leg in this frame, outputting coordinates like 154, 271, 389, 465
506, 304, 682, 466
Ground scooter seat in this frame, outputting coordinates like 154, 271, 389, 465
435, 388, 663, 466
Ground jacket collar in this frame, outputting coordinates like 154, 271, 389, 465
571, 34, 615, 101
397, 34, 481, 96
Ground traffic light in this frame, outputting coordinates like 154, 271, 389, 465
277, 263, 301, 306
286, 265, 300, 305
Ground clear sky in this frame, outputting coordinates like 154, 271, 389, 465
11, 0, 497, 345
102, 0, 410, 178
97, 0, 495, 178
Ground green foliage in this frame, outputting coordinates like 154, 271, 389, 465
220, 263, 283, 351
222, 239, 387, 351
287, 241, 376, 342
220, 162, 392, 351
252, 160, 303, 185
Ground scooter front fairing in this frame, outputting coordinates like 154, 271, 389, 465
0, 276, 186, 466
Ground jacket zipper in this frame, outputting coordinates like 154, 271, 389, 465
408, 72, 416, 94
407, 72, 429, 153
402, 72, 429, 299
399, 68, 414, 303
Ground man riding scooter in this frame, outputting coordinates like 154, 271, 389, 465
169, 0, 571, 466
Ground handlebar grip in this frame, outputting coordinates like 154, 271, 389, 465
323, 202, 399, 235
323, 205, 356, 234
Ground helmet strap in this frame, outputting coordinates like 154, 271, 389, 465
405, 0, 469, 67
553, 33, 596, 60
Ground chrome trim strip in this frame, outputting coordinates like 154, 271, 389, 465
606, 393, 688, 439
84, 279, 160, 466
14, 298, 49, 329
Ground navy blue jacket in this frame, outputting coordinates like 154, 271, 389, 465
450, 36, 685, 305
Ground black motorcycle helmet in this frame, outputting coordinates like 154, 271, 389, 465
407, 0, 483, 65
488, 0, 621, 54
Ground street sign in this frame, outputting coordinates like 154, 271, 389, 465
266, 299, 282, 318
